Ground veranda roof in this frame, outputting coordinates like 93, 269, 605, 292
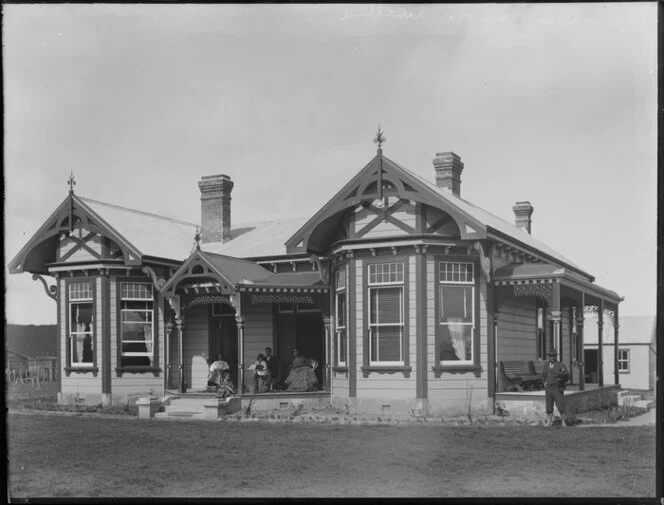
238, 271, 328, 291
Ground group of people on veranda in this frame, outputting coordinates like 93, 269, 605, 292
204, 346, 319, 396
248, 347, 319, 393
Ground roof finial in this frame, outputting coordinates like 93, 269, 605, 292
67, 171, 76, 194
373, 124, 385, 153
194, 226, 201, 250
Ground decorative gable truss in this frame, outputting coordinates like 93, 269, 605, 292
8, 194, 143, 276
285, 154, 486, 254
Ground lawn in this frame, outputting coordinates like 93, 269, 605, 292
6, 412, 656, 498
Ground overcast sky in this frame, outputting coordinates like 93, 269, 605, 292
4, 3, 657, 325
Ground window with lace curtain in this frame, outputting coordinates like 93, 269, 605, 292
368, 262, 404, 365
69, 281, 94, 368
438, 262, 474, 364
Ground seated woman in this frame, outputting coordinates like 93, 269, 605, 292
206, 353, 230, 391
248, 353, 271, 394
216, 370, 235, 399
284, 349, 319, 392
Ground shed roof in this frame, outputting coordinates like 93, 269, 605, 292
583, 314, 656, 345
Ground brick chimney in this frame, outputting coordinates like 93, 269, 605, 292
512, 201, 534, 234
433, 152, 464, 197
198, 174, 234, 243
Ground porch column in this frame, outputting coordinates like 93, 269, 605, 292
323, 315, 331, 391
235, 315, 245, 394
576, 304, 585, 391
550, 281, 561, 355
165, 322, 173, 390
177, 318, 185, 394
597, 300, 604, 387
613, 304, 620, 386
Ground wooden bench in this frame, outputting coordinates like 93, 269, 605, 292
499, 361, 543, 392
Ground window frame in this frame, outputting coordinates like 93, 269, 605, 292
618, 348, 630, 373
64, 278, 98, 376
115, 277, 160, 376
361, 256, 411, 377
335, 267, 347, 367
434, 258, 480, 373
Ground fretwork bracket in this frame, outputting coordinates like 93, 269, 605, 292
32, 274, 57, 302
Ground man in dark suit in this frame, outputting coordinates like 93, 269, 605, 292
264, 347, 282, 391
543, 348, 569, 427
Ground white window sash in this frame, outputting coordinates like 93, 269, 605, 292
368, 285, 404, 365
439, 282, 474, 364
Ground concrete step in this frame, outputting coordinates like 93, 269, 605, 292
617, 395, 642, 406
154, 411, 206, 420
632, 399, 654, 410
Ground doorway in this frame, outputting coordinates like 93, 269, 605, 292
209, 303, 238, 388
276, 304, 325, 388
584, 349, 598, 383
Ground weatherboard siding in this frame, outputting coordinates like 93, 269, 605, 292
242, 304, 273, 388
496, 297, 537, 363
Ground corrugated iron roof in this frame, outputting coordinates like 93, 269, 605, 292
201, 218, 306, 258
393, 159, 586, 273
241, 271, 325, 288
201, 252, 273, 285
81, 196, 305, 261
494, 263, 565, 278
583, 314, 656, 345
80, 197, 198, 261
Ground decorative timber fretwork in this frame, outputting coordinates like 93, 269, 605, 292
32, 273, 57, 301
284, 152, 487, 254
251, 294, 315, 305
186, 294, 234, 310
473, 241, 492, 284
141, 266, 167, 290
309, 254, 331, 284
495, 278, 554, 304
8, 193, 143, 275
354, 198, 415, 238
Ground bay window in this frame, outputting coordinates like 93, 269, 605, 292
368, 262, 404, 365
438, 262, 474, 364
120, 282, 154, 367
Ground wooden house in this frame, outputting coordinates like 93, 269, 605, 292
583, 313, 656, 391
9, 137, 625, 416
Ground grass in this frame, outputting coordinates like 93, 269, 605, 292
7, 413, 656, 498
6, 382, 138, 416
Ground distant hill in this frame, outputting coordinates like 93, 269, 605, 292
5, 324, 58, 358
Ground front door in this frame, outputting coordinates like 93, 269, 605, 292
209, 303, 238, 388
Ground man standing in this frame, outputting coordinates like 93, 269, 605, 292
264, 347, 282, 391
543, 348, 569, 427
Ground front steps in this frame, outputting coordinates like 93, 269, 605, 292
151, 394, 241, 420
617, 390, 654, 410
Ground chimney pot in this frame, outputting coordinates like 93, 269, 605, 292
198, 174, 234, 243
433, 152, 464, 197
512, 201, 534, 234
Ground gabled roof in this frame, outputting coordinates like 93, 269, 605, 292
395, 161, 586, 273
79, 197, 199, 262
583, 314, 656, 345
201, 217, 306, 258
284, 152, 590, 277
160, 249, 272, 295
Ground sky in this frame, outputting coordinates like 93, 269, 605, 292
4, 3, 657, 325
